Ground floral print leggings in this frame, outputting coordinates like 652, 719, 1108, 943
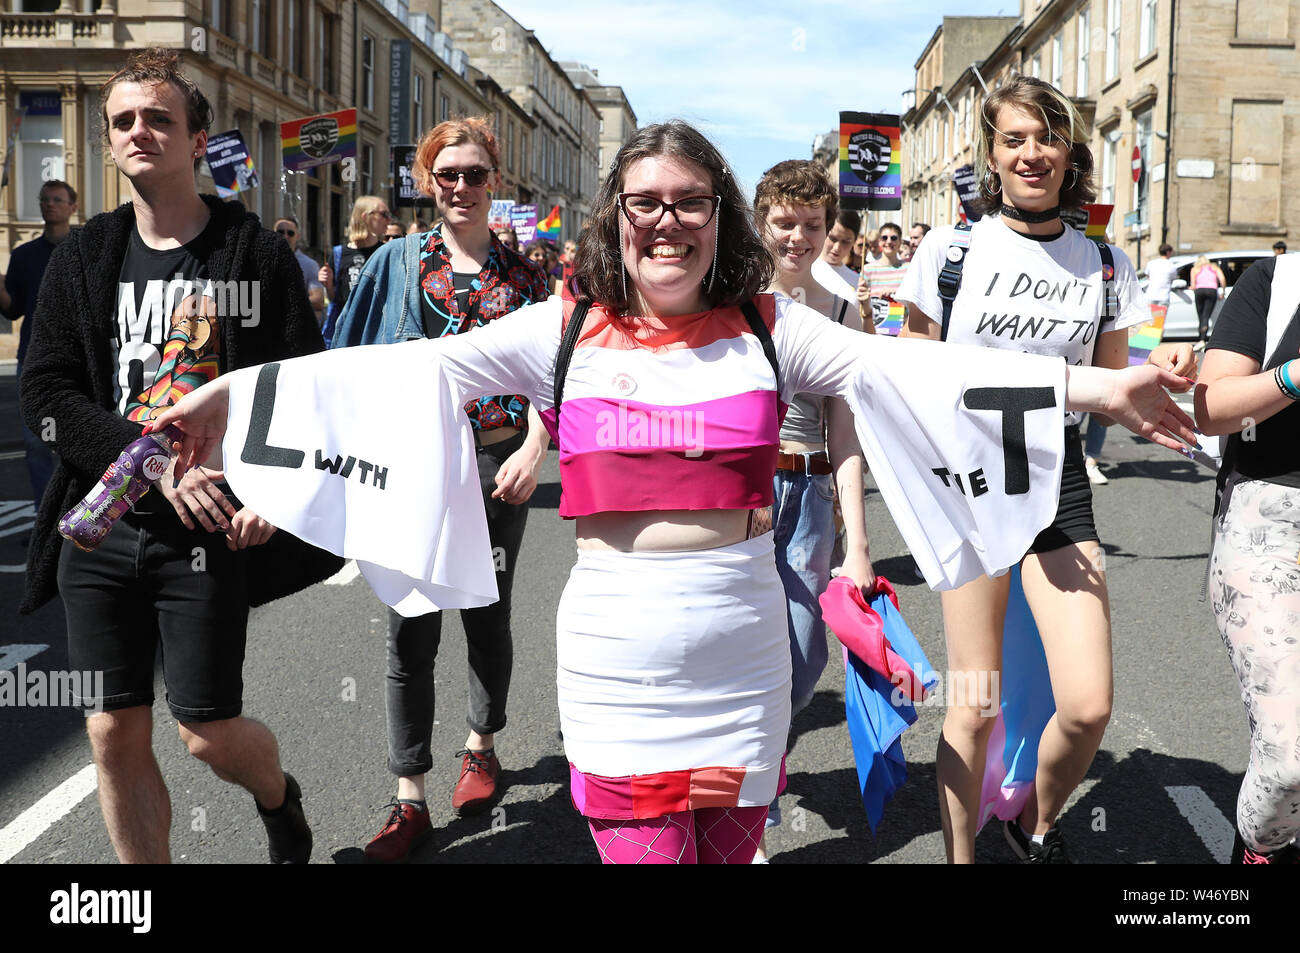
1210, 478, 1300, 853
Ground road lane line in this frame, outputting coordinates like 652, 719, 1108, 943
1164, 785, 1234, 864
324, 560, 360, 586
0, 764, 98, 864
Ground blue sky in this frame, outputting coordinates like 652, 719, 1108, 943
495, 0, 1015, 198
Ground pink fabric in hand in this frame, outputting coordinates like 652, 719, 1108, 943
819, 576, 927, 702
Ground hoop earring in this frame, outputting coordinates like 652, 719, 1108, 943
984, 170, 1002, 195
1064, 167, 1079, 192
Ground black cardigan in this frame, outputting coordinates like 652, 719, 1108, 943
20, 195, 342, 613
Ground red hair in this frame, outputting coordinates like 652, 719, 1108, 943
412, 116, 501, 196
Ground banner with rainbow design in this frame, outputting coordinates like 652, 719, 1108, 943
838, 112, 901, 211
874, 300, 906, 336
204, 129, 259, 199
280, 109, 357, 172
537, 205, 562, 241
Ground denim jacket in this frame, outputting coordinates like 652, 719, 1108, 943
330, 228, 549, 430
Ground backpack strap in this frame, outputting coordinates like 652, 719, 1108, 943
833, 297, 850, 325
937, 221, 973, 341
551, 299, 591, 434
740, 298, 781, 396
1095, 240, 1116, 324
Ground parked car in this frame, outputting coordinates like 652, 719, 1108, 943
1138, 250, 1278, 340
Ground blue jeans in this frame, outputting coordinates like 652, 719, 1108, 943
768, 466, 835, 827
17, 361, 55, 510
1083, 413, 1107, 459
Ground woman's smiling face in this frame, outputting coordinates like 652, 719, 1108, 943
618, 154, 718, 316
988, 103, 1071, 212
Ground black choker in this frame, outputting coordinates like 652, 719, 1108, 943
999, 204, 1061, 224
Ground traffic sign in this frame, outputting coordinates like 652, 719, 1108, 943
1132, 146, 1143, 183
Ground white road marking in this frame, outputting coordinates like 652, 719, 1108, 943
324, 560, 360, 586
0, 644, 49, 671
0, 501, 35, 525
0, 764, 98, 864
0, 451, 24, 462
1165, 785, 1235, 864
0, 566, 26, 574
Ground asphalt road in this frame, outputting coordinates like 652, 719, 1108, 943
0, 367, 1248, 864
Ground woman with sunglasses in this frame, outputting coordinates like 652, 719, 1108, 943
319, 195, 393, 344
150, 120, 1195, 864
330, 117, 551, 862
897, 77, 1192, 863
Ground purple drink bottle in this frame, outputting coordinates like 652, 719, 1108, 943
59, 424, 183, 552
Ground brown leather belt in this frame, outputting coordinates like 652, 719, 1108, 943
776, 451, 832, 475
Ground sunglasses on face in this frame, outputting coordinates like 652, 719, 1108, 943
275, 228, 297, 237
880, 235, 900, 243
432, 167, 495, 188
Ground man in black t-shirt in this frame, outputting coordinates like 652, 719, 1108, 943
20, 49, 329, 864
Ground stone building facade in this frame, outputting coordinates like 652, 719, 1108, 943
902, 0, 1297, 269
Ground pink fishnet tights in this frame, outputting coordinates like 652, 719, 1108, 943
587, 806, 767, 864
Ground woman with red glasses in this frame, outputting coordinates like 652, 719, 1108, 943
330, 117, 550, 862
151, 120, 1195, 864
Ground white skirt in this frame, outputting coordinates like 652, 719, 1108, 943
557, 534, 791, 818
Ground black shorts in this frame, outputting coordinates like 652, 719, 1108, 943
57, 508, 251, 721
1028, 424, 1099, 555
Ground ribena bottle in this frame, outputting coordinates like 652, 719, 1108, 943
59, 425, 182, 551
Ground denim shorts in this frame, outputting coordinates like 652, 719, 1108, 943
57, 509, 251, 721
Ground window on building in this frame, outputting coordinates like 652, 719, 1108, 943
1077, 8, 1091, 95
207, 0, 232, 37
1052, 31, 1064, 88
507, 119, 515, 171
362, 143, 374, 195
251, 0, 273, 58
362, 35, 375, 110
1135, 108, 1152, 225
1101, 130, 1118, 205
413, 73, 424, 135
440, 94, 449, 122
1139, 0, 1158, 56
1031, 53, 1042, 79
1106, 0, 1121, 81
1229, 99, 1283, 224
320, 13, 337, 95
521, 132, 529, 179
287, 0, 307, 77
16, 91, 63, 221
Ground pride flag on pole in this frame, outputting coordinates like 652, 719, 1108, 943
537, 205, 562, 240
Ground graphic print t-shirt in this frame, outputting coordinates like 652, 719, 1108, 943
335, 243, 381, 313
112, 220, 226, 423
897, 216, 1147, 425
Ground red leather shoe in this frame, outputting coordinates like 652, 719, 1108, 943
451, 748, 500, 816
363, 800, 432, 863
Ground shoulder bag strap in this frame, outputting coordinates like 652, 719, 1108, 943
937, 221, 973, 342
741, 298, 781, 395
552, 299, 592, 435
1095, 241, 1117, 324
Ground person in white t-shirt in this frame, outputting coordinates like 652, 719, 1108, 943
897, 76, 1190, 865
1145, 243, 1178, 308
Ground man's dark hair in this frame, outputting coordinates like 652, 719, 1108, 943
911, 222, 931, 236
879, 222, 903, 238
1274, 241, 1288, 253
836, 210, 861, 235
1159, 243, 1173, 256
39, 179, 77, 205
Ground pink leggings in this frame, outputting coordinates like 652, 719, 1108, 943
587, 806, 767, 864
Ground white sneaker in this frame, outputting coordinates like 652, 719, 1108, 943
1085, 460, 1109, 485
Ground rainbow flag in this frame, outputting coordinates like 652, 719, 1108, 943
1128, 303, 1167, 366
875, 300, 906, 336
536, 205, 562, 240
838, 112, 902, 211
280, 109, 357, 172
1082, 203, 1114, 240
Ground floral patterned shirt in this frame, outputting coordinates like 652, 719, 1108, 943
418, 226, 550, 431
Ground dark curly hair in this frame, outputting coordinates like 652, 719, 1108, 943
100, 48, 213, 172
572, 121, 773, 313
973, 75, 1096, 214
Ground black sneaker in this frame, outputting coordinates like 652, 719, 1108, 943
258, 773, 313, 864
1004, 819, 1071, 864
